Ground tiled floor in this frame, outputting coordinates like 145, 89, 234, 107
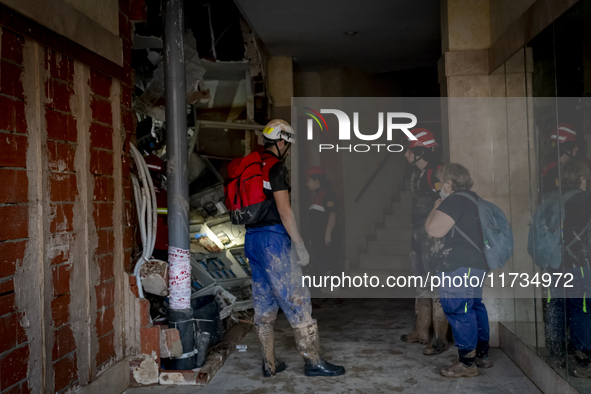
125, 299, 541, 394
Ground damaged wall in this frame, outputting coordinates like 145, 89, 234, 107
0, 0, 136, 392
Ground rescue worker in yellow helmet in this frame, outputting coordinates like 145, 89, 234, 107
246, 119, 345, 377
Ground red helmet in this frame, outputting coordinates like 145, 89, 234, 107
306, 166, 325, 179
549, 123, 577, 144
407, 128, 438, 149
144, 154, 166, 173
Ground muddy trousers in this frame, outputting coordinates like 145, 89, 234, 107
245, 224, 314, 328
439, 267, 490, 363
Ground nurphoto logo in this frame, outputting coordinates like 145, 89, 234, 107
303, 108, 417, 153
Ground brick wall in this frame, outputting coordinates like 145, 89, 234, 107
45, 48, 79, 393
0, 0, 137, 392
0, 29, 31, 394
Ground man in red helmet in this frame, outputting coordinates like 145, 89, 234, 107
144, 154, 169, 260
542, 123, 580, 192
400, 128, 450, 356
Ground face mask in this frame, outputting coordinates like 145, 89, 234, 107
439, 181, 450, 200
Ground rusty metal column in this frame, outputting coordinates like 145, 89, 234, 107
164, 0, 195, 369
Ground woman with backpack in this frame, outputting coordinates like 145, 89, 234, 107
424, 163, 491, 377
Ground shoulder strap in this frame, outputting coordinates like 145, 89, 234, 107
453, 225, 485, 255
453, 191, 478, 205
449, 192, 484, 255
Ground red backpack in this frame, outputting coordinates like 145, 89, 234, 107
225, 152, 276, 224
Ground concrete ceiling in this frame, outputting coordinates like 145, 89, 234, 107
235, 0, 441, 74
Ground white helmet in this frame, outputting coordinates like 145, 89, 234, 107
262, 119, 295, 143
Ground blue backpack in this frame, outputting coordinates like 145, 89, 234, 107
527, 189, 585, 269
453, 192, 514, 270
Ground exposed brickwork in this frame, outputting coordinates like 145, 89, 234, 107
0, 345, 29, 391
53, 353, 77, 392
42, 47, 81, 393
128, 0, 147, 22
52, 325, 76, 360
0, 206, 28, 240
90, 63, 118, 372
96, 331, 115, 368
0, 29, 30, 394
0, 0, 137, 390
140, 327, 160, 363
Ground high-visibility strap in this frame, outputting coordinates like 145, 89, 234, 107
157, 208, 168, 214
464, 267, 472, 313
559, 126, 576, 135
548, 288, 551, 303
584, 293, 587, 313
582, 267, 585, 278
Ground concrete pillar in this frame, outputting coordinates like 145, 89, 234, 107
441, 0, 491, 53
268, 56, 294, 121
440, 0, 541, 345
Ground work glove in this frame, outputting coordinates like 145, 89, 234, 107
294, 243, 310, 267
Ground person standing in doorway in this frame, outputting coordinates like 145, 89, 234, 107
400, 128, 450, 356
305, 166, 341, 285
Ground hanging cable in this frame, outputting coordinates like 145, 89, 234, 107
130, 143, 159, 299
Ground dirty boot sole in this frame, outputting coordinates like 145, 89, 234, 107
262, 360, 287, 377
571, 365, 591, 378
305, 365, 346, 377
400, 333, 430, 345
439, 362, 480, 378
423, 339, 449, 356
304, 360, 346, 377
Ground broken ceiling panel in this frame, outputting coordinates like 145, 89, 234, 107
134, 31, 207, 121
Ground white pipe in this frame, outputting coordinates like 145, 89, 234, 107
195, 120, 266, 130
132, 144, 157, 259
131, 174, 147, 299
130, 144, 157, 299
131, 174, 142, 228
144, 158, 157, 260
131, 146, 151, 256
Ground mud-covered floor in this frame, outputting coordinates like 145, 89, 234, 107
125, 298, 541, 393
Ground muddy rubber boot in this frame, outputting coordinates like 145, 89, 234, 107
294, 322, 345, 377
401, 297, 432, 344
423, 301, 449, 355
440, 350, 480, 378
256, 321, 287, 377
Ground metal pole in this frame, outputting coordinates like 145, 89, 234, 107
164, 0, 195, 370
